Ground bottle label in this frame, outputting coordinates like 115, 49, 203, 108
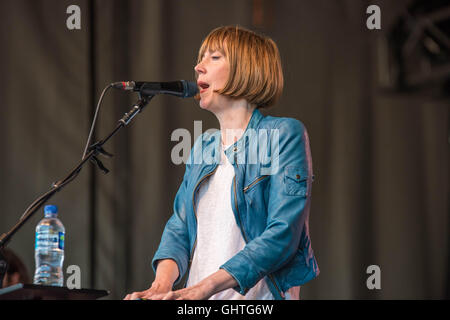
35, 231, 65, 250
58, 232, 64, 250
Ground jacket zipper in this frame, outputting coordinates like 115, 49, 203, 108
233, 174, 284, 299
184, 166, 218, 287
243, 175, 269, 193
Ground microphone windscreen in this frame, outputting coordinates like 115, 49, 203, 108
183, 80, 199, 98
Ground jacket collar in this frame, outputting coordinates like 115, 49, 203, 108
198, 108, 265, 166
223, 108, 264, 161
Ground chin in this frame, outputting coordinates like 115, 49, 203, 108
198, 94, 222, 113
198, 98, 212, 110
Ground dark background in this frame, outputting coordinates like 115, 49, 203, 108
0, 0, 448, 299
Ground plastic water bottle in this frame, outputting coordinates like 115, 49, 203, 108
33, 205, 65, 286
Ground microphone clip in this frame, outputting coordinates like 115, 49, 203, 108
87, 141, 114, 174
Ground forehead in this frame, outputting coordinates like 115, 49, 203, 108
199, 34, 228, 58
202, 48, 225, 57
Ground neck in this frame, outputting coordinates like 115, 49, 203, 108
213, 99, 256, 146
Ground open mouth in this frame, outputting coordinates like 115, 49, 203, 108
197, 81, 210, 93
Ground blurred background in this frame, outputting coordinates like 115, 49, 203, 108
0, 0, 448, 299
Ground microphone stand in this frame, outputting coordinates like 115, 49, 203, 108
0, 94, 153, 288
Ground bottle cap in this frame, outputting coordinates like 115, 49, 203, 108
44, 205, 58, 215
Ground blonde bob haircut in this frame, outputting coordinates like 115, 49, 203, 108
197, 25, 283, 108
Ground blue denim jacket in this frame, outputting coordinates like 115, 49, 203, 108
152, 108, 319, 300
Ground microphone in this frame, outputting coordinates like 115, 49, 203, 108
112, 80, 198, 98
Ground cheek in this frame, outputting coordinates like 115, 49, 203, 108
218, 66, 230, 86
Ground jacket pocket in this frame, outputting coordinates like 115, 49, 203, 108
284, 166, 308, 196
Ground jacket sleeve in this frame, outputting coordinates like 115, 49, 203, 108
151, 137, 199, 286
219, 118, 314, 295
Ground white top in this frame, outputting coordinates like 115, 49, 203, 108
186, 143, 274, 300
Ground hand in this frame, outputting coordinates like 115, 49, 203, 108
123, 281, 172, 300
152, 269, 237, 300
155, 283, 213, 300
124, 259, 179, 300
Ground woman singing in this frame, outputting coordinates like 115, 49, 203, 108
125, 25, 319, 300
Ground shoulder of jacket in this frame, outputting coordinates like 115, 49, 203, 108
259, 115, 305, 134
186, 129, 220, 166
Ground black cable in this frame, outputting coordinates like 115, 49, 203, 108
17, 83, 113, 223
82, 84, 114, 160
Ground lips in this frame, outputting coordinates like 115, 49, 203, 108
197, 81, 210, 93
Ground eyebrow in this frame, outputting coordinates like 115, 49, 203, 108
200, 49, 223, 60
208, 48, 226, 56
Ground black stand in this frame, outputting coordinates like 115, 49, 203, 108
0, 94, 153, 290
0, 283, 109, 300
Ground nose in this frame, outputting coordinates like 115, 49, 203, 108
194, 61, 205, 75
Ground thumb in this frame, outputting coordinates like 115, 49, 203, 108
162, 291, 178, 300
129, 291, 144, 300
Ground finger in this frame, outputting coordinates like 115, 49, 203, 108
162, 291, 177, 300
144, 288, 158, 300
124, 294, 130, 300
148, 292, 165, 300
151, 292, 168, 300
130, 292, 143, 300
161, 292, 172, 300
